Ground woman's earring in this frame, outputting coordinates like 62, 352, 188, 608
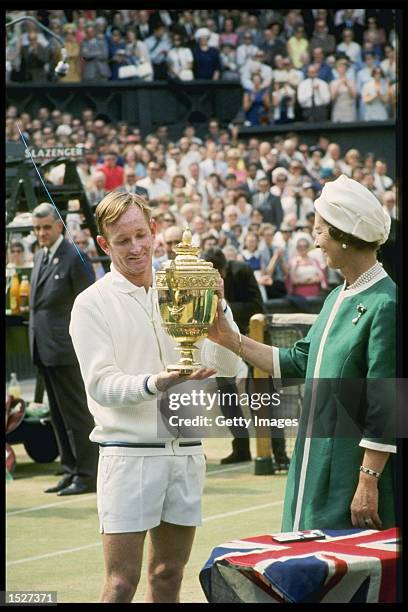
342, 243, 347, 249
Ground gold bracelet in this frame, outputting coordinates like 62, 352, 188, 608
237, 332, 243, 358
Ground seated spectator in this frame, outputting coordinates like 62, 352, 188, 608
252, 175, 283, 228
220, 43, 240, 80
287, 237, 327, 297
241, 232, 263, 273
261, 22, 287, 67
193, 28, 221, 79
238, 162, 265, 197
270, 166, 290, 197
361, 67, 389, 120
309, 19, 337, 56
281, 183, 314, 224
305, 46, 334, 83
205, 173, 225, 203
271, 81, 296, 123
336, 28, 362, 67
297, 64, 331, 122
334, 9, 365, 45
274, 55, 304, 88
363, 16, 386, 59
330, 57, 357, 122
373, 159, 393, 195
382, 190, 396, 219
120, 168, 140, 194
7, 241, 28, 269
152, 237, 167, 271
81, 24, 110, 81
167, 32, 194, 81
305, 146, 324, 182
179, 203, 201, 227
226, 148, 247, 183
219, 17, 239, 48
236, 31, 259, 71
380, 45, 396, 83
124, 27, 153, 81
137, 161, 171, 199
223, 244, 240, 261
145, 23, 171, 80
361, 170, 381, 198
241, 49, 273, 90
242, 74, 271, 126
343, 148, 361, 176
201, 233, 219, 251
97, 151, 124, 190
85, 172, 107, 209
234, 192, 252, 227
287, 25, 309, 69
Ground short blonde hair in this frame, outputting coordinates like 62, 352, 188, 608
95, 191, 152, 239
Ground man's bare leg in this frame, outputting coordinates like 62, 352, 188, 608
145, 522, 196, 603
100, 531, 147, 603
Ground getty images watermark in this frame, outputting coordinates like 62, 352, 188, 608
165, 389, 299, 431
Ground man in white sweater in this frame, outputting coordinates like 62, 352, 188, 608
69, 192, 241, 603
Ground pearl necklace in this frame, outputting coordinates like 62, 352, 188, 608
345, 261, 384, 291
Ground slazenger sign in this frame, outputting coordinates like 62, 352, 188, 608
25, 146, 85, 160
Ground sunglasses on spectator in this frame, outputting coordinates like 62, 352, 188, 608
166, 240, 180, 245
163, 217, 175, 222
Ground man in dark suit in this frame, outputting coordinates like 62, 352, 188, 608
202, 248, 264, 464
29, 203, 98, 495
251, 176, 284, 229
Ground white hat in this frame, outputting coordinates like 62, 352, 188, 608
56, 124, 72, 136
314, 174, 391, 245
195, 27, 211, 40
271, 167, 289, 183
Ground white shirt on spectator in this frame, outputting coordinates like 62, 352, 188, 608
236, 43, 259, 69
336, 41, 362, 66
200, 158, 228, 179
297, 77, 330, 108
167, 46, 193, 77
136, 176, 171, 199
145, 33, 171, 65
374, 172, 393, 195
273, 67, 304, 88
241, 60, 273, 90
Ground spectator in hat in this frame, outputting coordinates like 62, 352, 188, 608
330, 57, 357, 122
193, 28, 221, 79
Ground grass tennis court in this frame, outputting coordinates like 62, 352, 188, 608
6, 438, 288, 603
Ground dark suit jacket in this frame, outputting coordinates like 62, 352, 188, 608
223, 260, 264, 335
251, 192, 284, 229
29, 238, 95, 367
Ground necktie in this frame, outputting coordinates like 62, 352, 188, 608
38, 249, 50, 280
311, 79, 316, 107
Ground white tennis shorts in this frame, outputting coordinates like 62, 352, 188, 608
97, 453, 206, 534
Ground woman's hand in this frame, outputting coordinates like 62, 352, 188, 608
155, 367, 218, 392
350, 475, 382, 530
207, 301, 238, 351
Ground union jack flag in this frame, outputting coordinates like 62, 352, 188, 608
200, 528, 399, 603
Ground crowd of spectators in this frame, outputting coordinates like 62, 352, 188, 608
6, 103, 396, 300
6, 9, 397, 125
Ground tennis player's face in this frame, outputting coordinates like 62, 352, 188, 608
313, 212, 344, 269
98, 206, 155, 285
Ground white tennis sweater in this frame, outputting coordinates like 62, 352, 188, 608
69, 264, 241, 451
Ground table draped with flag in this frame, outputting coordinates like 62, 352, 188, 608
199, 527, 399, 603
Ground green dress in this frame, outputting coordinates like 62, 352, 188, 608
275, 266, 396, 530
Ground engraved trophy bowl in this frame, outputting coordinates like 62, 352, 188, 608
156, 228, 220, 374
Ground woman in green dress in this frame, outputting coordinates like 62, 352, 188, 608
209, 174, 396, 531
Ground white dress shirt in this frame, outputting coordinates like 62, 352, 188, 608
297, 77, 331, 108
